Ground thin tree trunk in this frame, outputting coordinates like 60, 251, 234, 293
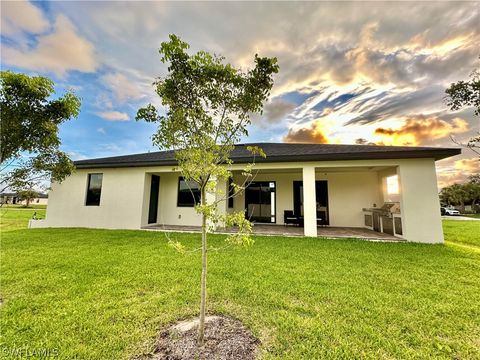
198, 186, 207, 345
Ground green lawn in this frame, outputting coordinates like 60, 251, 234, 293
1, 204, 47, 209
443, 219, 480, 248
0, 219, 479, 359
0, 208, 46, 232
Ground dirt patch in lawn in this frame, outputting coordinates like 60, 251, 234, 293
146, 315, 259, 360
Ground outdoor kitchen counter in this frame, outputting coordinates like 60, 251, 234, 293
363, 203, 403, 238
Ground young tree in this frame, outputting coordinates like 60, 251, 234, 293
0, 71, 81, 194
445, 65, 480, 156
137, 35, 278, 344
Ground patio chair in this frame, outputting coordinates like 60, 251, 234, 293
284, 210, 298, 226
317, 210, 328, 227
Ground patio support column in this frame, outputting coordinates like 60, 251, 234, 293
205, 177, 217, 231
302, 165, 317, 237
215, 177, 228, 230
397, 160, 444, 243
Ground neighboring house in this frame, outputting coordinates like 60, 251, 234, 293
29, 143, 460, 243
1, 192, 48, 205
0, 193, 18, 204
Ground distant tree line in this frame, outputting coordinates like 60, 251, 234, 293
440, 175, 480, 213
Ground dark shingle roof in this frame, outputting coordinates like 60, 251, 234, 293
74, 143, 461, 169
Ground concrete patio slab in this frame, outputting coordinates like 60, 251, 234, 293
142, 223, 402, 241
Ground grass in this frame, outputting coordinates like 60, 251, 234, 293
464, 213, 480, 219
0, 217, 479, 359
443, 219, 480, 248
0, 208, 46, 232
1, 204, 47, 209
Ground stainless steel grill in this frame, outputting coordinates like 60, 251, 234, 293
363, 202, 402, 236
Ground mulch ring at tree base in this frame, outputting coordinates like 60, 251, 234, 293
146, 315, 259, 360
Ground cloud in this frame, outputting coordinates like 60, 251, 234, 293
1, 15, 97, 76
436, 157, 479, 188
97, 127, 106, 134
355, 138, 378, 146
263, 99, 296, 123
102, 72, 149, 103
95, 93, 114, 110
340, 23, 479, 89
67, 151, 89, 161
49, 1, 478, 93
374, 116, 469, 145
43, 2, 479, 138
96, 111, 130, 121
345, 86, 443, 125
251, 99, 296, 127
283, 121, 331, 144
1, 0, 49, 36
455, 158, 480, 172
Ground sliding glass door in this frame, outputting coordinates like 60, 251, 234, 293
245, 182, 276, 223
293, 180, 329, 225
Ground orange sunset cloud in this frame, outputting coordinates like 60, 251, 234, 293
374, 116, 468, 146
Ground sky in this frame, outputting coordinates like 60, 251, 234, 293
1, 0, 479, 188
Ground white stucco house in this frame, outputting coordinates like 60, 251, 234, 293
30, 143, 460, 243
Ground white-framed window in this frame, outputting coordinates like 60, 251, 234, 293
386, 175, 399, 195
86, 173, 103, 206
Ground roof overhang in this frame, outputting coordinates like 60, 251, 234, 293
74, 147, 461, 169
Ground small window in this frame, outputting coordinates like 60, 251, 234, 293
228, 177, 234, 208
86, 173, 103, 206
386, 175, 399, 195
177, 177, 201, 207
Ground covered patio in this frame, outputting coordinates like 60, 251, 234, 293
138, 153, 445, 243
224, 163, 404, 239
142, 161, 408, 242
142, 223, 402, 241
